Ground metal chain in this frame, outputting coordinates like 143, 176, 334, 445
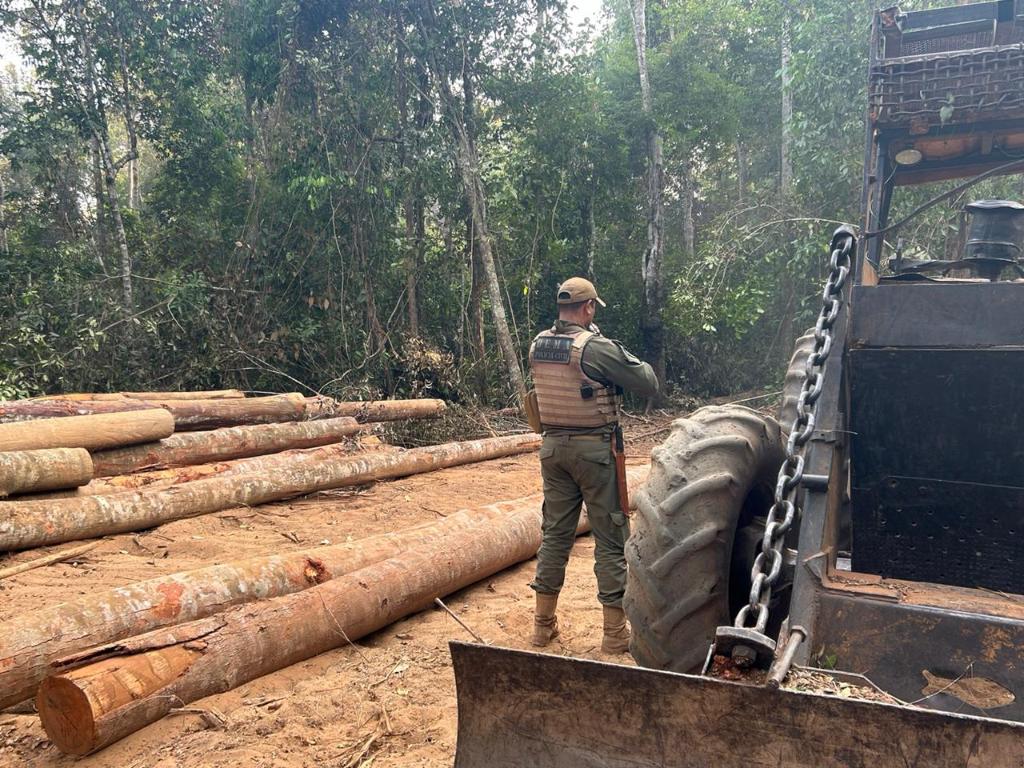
734, 231, 855, 634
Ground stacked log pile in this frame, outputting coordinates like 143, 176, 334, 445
0, 387, 571, 756
38, 494, 575, 755
34, 466, 647, 755
0, 393, 447, 430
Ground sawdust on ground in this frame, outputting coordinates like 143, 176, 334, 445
0, 422, 670, 768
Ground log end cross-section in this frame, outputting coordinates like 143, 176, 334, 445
39, 644, 203, 756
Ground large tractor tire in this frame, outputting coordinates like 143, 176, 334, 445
778, 329, 815, 432
624, 406, 784, 672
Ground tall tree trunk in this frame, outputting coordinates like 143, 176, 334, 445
629, 0, 666, 391
469, 216, 488, 400
582, 190, 596, 281
396, 17, 420, 337
98, 134, 135, 318
353, 220, 390, 391
117, 33, 140, 211
415, 1, 527, 406
127, 157, 140, 210
778, 16, 796, 359
736, 138, 747, 206
90, 134, 109, 271
780, 19, 794, 203
0, 166, 7, 257
681, 159, 696, 258
28, 2, 133, 318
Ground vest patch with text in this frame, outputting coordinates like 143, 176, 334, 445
531, 335, 573, 364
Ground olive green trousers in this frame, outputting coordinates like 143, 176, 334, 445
530, 433, 629, 607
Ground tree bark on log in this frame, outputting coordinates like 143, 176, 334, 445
32, 390, 246, 402
0, 394, 307, 430
35, 482, 626, 755
0, 449, 93, 497
0, 489, 572, 712
79, 437, 386, 496
324, 398, 446, 423
118, 394, 310, 431
90, 417, 364, 477
0, 399, 155, 422
0, 434, 540, 551
4, 396, 443, 430
0, 410, 174, 453
123, 390, 246, 400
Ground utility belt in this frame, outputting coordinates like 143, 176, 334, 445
541, 431, 613, 442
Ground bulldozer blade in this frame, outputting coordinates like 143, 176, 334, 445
451, 641, 1024, 768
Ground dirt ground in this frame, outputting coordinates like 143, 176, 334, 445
0, 419, 675, 768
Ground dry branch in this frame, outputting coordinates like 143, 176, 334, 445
0, 542, 99, 582
0, 434, 540, 551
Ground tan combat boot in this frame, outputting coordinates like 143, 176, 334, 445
601, 605, 631, 654
531, 592, 560, 647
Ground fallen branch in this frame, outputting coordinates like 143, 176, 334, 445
434, 597, 486, 643
0, 542, 100, 582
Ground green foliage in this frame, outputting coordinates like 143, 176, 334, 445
0, 0, 991, 401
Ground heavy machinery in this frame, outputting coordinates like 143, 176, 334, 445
451, 2, 1024, 765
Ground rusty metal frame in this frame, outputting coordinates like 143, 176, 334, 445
451, 641, 1024, 767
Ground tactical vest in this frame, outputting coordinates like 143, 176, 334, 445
528, 327, 621, 429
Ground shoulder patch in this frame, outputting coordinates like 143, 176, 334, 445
532, 335, 573, 364
612, 339, 642, 364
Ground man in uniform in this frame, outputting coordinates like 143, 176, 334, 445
527, 277, 659, 653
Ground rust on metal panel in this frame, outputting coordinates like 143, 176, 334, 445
813, 593, 1024, 722
824, 569, 1024, 622
451, 642, 1024, 768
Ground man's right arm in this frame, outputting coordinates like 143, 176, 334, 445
582, 337, 660, 399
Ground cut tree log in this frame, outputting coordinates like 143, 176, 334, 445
0, 448, 93, 497
90, 417, 364, 477
1, 477, 617, 712
146, 393, 307, 430
0, 434, 540, 551
3, 395, 445, 429
0, 394, 307, 430
0, 399, 154, 422
35, 473, 640, 755
23, 437, 393, 500
324, 398, 446, 422
0, 410, 174, 453
121, 390, 246, 401
32, 390, 246, 402
81, 438, 389, 495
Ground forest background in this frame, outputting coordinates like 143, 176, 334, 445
0, 0, 975, 406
